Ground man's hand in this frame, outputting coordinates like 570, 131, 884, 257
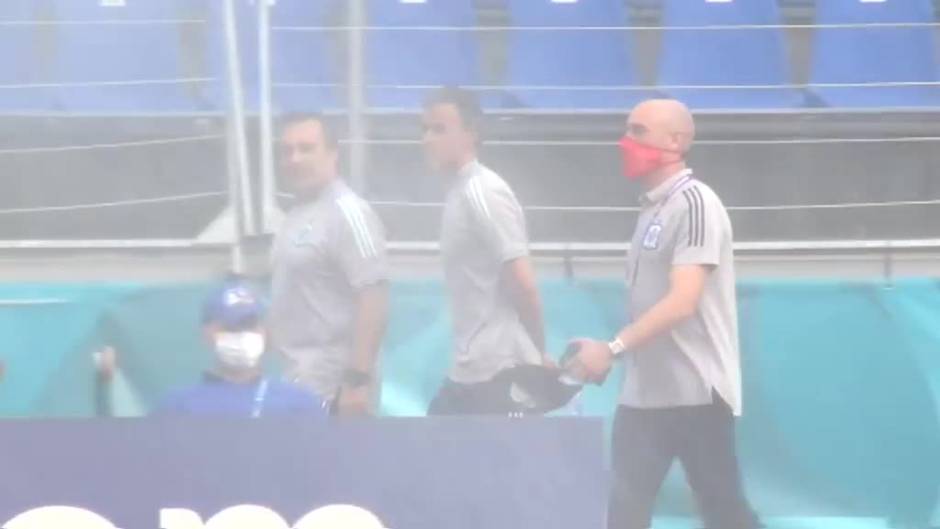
568, 338, 614, 384
541, 352, 558, 369
503, 257, 547, 354
337, 384, 372, 417
94, 346, 118, 383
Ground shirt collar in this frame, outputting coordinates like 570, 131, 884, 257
458, 159, 480, 179
641, 168, 693, 206
291, 178, 345, 209
317, 178, 345, 201
450, 159, 481, 190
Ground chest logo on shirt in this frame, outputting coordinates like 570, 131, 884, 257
642, 220, 663, 250
291, 224, 317, 247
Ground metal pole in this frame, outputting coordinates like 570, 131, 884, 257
347, 0, 367, 192
258, 0, 278, 233
222, 0, 256, 236
227, 121, 246, 274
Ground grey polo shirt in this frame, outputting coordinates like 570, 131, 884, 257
622, 169, 743, 415
440, 160, 541, 384
269, 179, 388, 399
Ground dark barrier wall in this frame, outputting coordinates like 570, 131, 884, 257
0, 418, 607, 529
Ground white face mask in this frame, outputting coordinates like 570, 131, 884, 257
215, 332, 265, 370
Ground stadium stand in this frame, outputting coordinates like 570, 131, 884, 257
49, 0, 207, 114
207, 0, 342, 113
503, 0, 652, 111
0, 1, 54, 113
1, 0, 939, 244
658, 0, 807, 109
270, 0, 343, 111
365, 0, 480, 110
809, 0, 940, 108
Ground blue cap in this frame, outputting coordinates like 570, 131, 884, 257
201, 280, 265, 331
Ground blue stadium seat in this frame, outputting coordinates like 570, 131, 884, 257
50, 0, 206, 114
366, 0, 480, 110
504, 0, 651, 111
810, 0, 940, 108
207, 0, 342, 113
0, 1, 54, 113
658, 0, 806, 110
270, 0, 342, 111
204, 0, 255, 112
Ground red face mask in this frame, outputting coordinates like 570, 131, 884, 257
619, 136, 679, 181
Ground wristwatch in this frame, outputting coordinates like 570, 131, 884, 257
607, 337, 627, 359
343, 369, 372, 388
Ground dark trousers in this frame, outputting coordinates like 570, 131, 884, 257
427, 377, 515, 416
609, 394, 761, 529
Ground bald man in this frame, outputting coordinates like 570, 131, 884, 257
573, 100, 760, 529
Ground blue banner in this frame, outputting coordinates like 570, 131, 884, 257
0, 417, 607, 529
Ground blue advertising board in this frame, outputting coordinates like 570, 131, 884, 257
0, 417, 606, 529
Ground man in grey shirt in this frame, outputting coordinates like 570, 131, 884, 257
421, 87, 550, 415
269, 114, 388, 416
574, 100, 760, 529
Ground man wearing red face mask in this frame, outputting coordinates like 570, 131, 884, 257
570, 100, 761, 529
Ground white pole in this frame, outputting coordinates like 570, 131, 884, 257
222, 0, 256, 236
258, 0, 278, 233
226, 121, 246, 273
348, 0, 367, 192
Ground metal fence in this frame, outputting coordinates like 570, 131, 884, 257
1, 0, 939, 272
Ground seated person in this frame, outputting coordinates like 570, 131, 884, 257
155, 278, 327, 418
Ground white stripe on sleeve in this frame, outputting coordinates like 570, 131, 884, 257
336, 197, 376, 258
466, 177, 492, 219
